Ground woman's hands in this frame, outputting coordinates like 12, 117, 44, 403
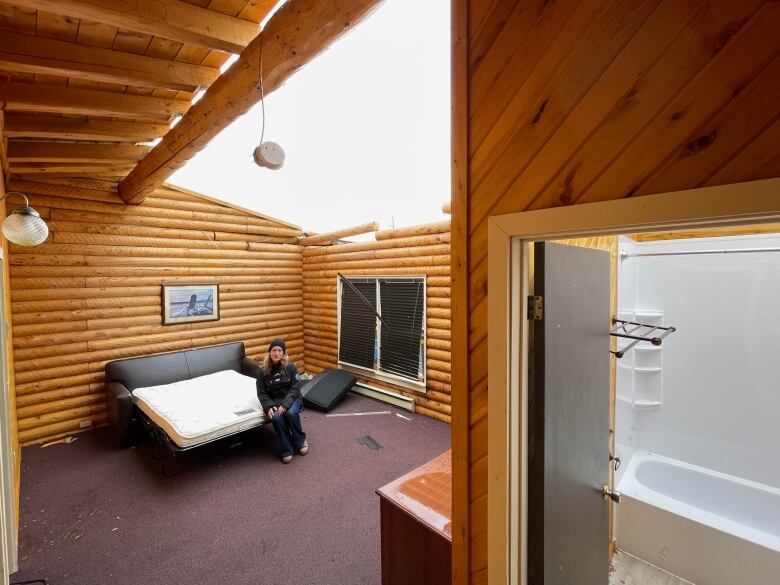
266, 405, 287, 418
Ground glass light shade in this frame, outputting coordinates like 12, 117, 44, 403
2, 207, 49, 246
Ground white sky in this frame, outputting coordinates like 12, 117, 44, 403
169, 0, 451, 237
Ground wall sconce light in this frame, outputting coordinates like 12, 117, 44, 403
0, 191, 49, 246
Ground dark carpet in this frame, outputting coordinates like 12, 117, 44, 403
13, 393, 451, 585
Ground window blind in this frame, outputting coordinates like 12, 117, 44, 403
379, 278, 425, 379
338, 278, 376, 370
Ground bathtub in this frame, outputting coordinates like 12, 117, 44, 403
615, 450, 780, 585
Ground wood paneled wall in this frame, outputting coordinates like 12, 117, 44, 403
301, 221, 452, 422
0, 112, 22, 530
7, 180, 304, 445
453, 0, 780, 582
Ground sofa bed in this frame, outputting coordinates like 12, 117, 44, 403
105, 341, 265, 450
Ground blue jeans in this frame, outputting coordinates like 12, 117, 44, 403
270, 399, 306, 458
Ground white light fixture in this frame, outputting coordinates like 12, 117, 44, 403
1, 192, 49, 246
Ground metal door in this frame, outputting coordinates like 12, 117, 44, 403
527, 241, 611, 585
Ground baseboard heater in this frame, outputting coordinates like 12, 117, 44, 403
351, 383, 416, 412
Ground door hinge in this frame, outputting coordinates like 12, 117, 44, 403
527, 295, 543, 320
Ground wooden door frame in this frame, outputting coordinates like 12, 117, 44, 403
486, 178, 780, 585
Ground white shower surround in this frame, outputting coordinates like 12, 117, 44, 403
615, 233, 780, 488
615, 232, 780, 582
617, 451, 780, 585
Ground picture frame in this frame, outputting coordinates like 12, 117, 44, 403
162, 284, 219, 325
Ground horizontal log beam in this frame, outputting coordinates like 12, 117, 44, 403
7, 142, 151, 164
11, 0, 261, 54
3, 114, 168, 143
299, 221, 379, 245
0, 31, 219, 92
3, 83, 189, 121
302, 233, 450, 257
302, 244, 450, 264
120, 0, 384, 204
375, 220, 451, 240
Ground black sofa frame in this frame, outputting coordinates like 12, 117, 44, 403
105, 342, 263, 452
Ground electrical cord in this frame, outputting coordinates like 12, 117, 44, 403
258, 30, 266, 146
10, 579, 47, 585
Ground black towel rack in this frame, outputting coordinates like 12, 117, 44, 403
610, 319, 676, 359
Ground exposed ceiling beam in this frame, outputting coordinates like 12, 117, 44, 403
10, 0, 260, 54
3, 83, 189, 121
0, 32, 219, 92
7, 141, 151, 164
3, 114, 168, 143
119, 0, 384, 204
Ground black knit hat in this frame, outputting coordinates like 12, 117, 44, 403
269, 338, 286, 353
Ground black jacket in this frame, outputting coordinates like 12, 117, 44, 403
256, 362, 302, 412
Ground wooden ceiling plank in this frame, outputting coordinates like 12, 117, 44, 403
10, 171, 131, 180
0, 4, 37, 34
11, 0, 260, 53
0, 31, 220, 92
34, 9, 79, 42
9, 163, 136, 175
75, 20, 118, 49
3, 83, 189, 120
3, 114, 167, 142
237, 0, 278, 23
7, 142, 151, 164
12, 177, 119, 193
120, 0, 385, 204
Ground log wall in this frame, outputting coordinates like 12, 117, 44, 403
7, 180, 304, 445
302, 220, 452, 423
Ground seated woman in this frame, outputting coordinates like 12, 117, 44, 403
256, 338, 309, 463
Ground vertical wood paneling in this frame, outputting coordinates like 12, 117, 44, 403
451, 0, 470, 583
0, 112, 22, 534
461, 0, 780, 581
8, 181, 304, 445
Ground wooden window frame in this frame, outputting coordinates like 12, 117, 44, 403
486, 178, 780, 585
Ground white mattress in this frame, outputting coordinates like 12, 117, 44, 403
132, 369, 266, 448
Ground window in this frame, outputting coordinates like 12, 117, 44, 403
337, 276, 425, 385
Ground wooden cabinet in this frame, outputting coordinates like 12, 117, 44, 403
376, 450, 452, 585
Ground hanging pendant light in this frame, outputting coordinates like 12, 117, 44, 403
252, 31, 285, 171
1, 192, 49, 246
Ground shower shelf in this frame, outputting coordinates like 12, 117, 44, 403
614, 309, 668, 410
616, 396, 661, 409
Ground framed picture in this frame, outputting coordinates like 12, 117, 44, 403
162, 284, 219, 325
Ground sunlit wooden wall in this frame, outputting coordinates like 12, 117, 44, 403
452, 0, 780, 582
0, 112, 22, 529
302, 221, 452, 422
7, 180, 304, 445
